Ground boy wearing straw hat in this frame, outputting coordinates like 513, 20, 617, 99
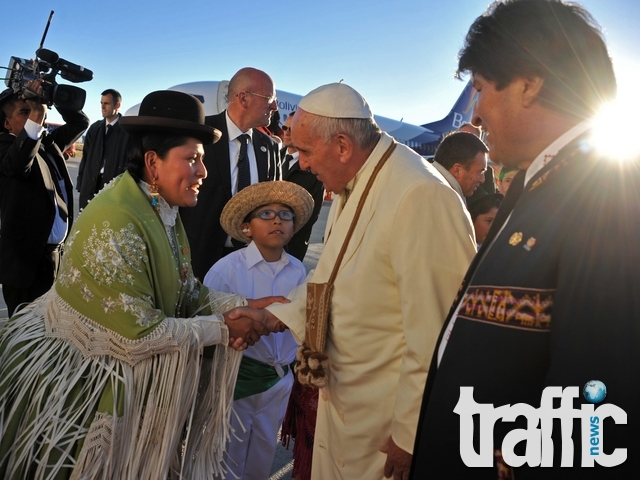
204, 181, 313, 480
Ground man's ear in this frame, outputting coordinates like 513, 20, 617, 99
521, 76, 545, 108
451, 163, 464, 179
336, 133, 354, 165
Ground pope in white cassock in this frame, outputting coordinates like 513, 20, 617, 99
229, 82, 476, 480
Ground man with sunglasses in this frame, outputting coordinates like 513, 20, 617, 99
181, 67, 282, 279
280, 111, 325, 260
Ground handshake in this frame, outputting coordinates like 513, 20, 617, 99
222, 296, 288, 351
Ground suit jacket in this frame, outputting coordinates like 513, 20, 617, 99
410, 132, 640, 478
268, 133, 476, 479
0, 107, 89, 288
77, 114, 130, 209
180, 111, 281, 279
281, 149, 324, 261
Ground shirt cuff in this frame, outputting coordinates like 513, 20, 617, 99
24, 119, 45, 140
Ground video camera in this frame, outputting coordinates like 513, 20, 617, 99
1, 11, 93, 110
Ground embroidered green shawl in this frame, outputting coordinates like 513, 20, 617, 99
0, 172, 243, 479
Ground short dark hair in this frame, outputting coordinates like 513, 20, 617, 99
457, 0, 616, 119
0, 92, 20, 134
101, 89, 122, 104
469, 195, 502, 222
434, 131, 488, 170
126, 133, 191, 182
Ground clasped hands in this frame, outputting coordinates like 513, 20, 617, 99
223, 296, 288, 350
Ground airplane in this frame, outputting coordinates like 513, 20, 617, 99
125, 80, 477, 157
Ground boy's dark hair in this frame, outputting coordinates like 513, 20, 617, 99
469, 196, 501, 222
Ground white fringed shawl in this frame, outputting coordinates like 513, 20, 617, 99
0, 289, 243, 480
0, 173, 249, 479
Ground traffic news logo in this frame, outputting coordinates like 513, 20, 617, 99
455, 382, 627, 468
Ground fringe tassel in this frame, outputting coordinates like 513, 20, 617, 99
0, 290, 244, 480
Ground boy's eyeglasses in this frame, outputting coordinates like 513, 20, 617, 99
247, 209, 295, 221
281, 125, 291, 132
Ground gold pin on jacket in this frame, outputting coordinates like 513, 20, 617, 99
509, 232, 523, 246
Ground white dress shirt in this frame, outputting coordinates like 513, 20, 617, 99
203, 241, 306, 373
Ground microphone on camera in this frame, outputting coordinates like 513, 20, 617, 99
37, 48, 93, 83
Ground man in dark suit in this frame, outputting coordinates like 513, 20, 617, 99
76, 89, 130, 209
180, 67, 281, 279
280, 111, 324, 261
0, 80, 89, 316
410, 1, 639, 478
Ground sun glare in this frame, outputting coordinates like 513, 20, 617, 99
592, 101, 640, 162
592, 60, 640, 162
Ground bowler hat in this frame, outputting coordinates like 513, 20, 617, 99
120, 90, 221, 144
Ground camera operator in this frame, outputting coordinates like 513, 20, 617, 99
0, 78, 89, 316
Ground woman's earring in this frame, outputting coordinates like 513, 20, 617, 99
150, 179, 160, 213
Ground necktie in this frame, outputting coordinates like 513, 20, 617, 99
236, 134, 251, 192
43, 153, 69, 223
231, 134, 252, 248
283, 154, 293, 177
100, 124, 112, 175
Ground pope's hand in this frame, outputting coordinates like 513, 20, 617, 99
223, 310, 261, 350
380, 437, 412, 480
247, 296, 290, 309
227, 307, 287, 336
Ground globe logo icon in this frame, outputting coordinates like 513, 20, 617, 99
583, 380, 607, 403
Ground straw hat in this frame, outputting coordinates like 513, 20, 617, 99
221, 181, 314, 243
120, 90, 221, 144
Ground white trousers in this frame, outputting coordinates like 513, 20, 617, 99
225, 372, 294, 480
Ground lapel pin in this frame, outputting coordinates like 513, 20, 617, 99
523, 237, 537, 251
260, 146, 267, 152
509, 232, 523, 246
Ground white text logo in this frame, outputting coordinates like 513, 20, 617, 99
455, 386, 627, 467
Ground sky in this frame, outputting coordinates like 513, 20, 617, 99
1, 0, 639, 127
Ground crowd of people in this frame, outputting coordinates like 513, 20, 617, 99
0, 0, 638, 479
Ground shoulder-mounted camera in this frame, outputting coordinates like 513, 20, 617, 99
1, 11, 93, 110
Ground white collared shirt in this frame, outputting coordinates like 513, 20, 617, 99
105, 115, 119, 134
286, 150, 299, 170
23, 119, 68, 244
203, 241, 306, 371
524, 121, 592, 187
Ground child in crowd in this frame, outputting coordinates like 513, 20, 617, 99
467, 187, 503, 248
204, 181, 313, 480
497, 166, 519, 196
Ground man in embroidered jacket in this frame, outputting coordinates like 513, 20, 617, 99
410, 1, 640, 478
230, 82, 476, 479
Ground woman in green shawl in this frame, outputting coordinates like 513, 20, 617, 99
0, 91, 278, 479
